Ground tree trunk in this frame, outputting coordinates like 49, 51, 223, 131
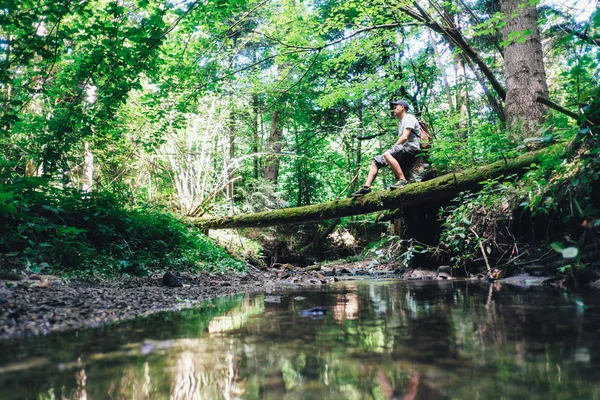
263, 110, 282, 183
252, 94, 260, 180
466, 58, 506, 122
501, 0, 549, 137
194, 145, 561, 230
429, 31, 455, 114
82, 142, 94, 193
456, 54, 471, 136
227, 105, 235, 199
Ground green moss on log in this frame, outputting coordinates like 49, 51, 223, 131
193, 144, 563, 230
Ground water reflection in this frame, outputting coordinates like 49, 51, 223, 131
1, 281, 600, 399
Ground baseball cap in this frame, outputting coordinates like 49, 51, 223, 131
390, 99, 410, 111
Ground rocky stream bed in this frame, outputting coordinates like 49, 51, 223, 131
0, 262, 436, 340
1, 261, 598, 340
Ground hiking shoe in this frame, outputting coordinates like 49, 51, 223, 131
389, 180, 408, 189
351, 186, 372, 196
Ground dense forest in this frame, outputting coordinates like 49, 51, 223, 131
1, 0, 599, 278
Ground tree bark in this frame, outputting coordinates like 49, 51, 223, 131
194, 144, 562, 230
227, 105, 235, 199
455, 54, 471, 135
501, 0, 549, 137
252, 94, 260, 180
263, 110, 282, 183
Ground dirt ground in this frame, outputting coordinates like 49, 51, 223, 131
1, 261, 441, 340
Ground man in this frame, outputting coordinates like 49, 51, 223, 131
351, 99, 421, 196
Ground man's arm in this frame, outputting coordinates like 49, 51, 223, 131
395, 127, 412, 145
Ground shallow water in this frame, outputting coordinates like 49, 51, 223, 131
1, 280, 599, 399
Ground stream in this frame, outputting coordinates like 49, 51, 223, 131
1, 279, 599, 399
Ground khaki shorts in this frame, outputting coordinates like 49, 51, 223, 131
373, 144, 419, 168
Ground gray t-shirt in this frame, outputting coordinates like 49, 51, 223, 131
398, 113, 421, 150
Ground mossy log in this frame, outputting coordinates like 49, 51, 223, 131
193, 145, 562, 230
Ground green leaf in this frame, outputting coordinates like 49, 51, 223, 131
557, 265, 571, 273
561, 247, 579, 259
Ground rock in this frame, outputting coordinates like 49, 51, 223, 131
278, 270, 291, 278
299, 306, 327, 317
264, 295, 282, 304
0, 270, 24, 281
162, 272, 183, 287
0, 281, 11, 297
436, 266, 451, 277
39, 263, 51, 271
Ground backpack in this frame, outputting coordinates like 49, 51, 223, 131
418, 120, 432, 149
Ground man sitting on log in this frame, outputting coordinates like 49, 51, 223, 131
351, 99, 421, 196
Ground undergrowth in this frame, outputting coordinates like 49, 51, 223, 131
0, 178, 245, 277
438, 137, 600, 274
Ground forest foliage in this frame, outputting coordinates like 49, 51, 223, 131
1, 0, 599, 275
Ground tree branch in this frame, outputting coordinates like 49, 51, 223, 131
536, 96, 598, 126
406, 1, 507, 101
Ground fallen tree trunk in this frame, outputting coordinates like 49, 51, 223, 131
193, 145, 562, 230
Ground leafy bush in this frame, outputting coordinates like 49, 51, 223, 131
0, 178, 245, 277
439, 178, 519, 269
438, 138, 600, 272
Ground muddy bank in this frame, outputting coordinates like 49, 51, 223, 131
2, 261, 596, 341
0, 262, 410, 340
0, 270, 264, 340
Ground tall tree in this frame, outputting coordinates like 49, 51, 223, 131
263, 110, 283, 183
500, 0, 549, 136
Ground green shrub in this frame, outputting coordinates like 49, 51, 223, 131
439, 137, 599, 271
0, 178, 245, 277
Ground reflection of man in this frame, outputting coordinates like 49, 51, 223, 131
377, 368, 420, 400
352, 100, 421, 196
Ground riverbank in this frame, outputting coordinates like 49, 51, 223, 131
3, 260, 600, 341
0, 269, 270, 340
0, 262, 395, 340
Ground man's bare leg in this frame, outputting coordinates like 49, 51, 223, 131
364, 161, 379, 187
383, 152, 407, 181
351, 161, 379, 196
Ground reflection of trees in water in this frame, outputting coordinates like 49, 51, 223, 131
23, 282, 600, 399
169, 345, 243, 400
